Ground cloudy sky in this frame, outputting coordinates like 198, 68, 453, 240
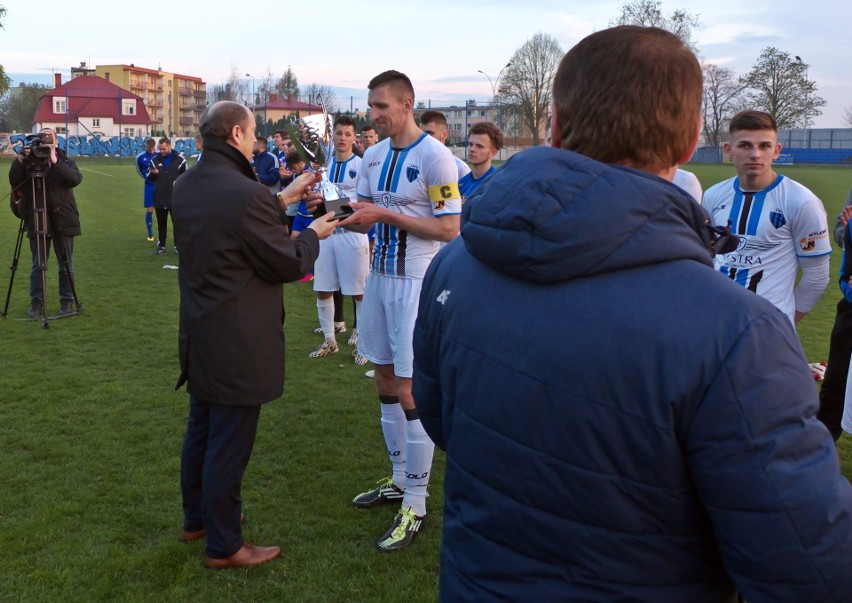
4, 0, 852, 126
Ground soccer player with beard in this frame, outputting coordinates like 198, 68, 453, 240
338, 71, 461, 551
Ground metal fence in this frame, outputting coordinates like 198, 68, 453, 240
691, 128, 852, 165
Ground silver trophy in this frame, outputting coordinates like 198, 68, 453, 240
286, 108, 350, 216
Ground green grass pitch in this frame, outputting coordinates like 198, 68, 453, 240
0, 156, 849, 600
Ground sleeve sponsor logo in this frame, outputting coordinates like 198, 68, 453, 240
800, 229, 829, 251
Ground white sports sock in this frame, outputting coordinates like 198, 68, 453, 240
317, 297, 336, 342
402, 418, 434, 517
380, 400, 407, 489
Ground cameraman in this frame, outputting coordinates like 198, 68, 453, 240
8, 128, 83, 318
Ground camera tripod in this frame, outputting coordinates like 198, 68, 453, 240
2, 168, 82, 329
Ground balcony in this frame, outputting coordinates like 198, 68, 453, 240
179, 117, 195, 125
193, 90, 206, 98
178, 87, 192, 96
148, 99, 163, 107
130, 81, 145, 90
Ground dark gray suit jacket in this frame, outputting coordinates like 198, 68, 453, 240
172, 136, 318, 406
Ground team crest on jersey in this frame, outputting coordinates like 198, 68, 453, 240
769, 208, 786, 229
349, 169, 357, 179
406, 165, 420, 183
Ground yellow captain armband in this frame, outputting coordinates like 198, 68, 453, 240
428, 183, 460, 210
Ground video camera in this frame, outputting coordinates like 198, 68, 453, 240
19, 132, 56, 175
24, 132, 54, 159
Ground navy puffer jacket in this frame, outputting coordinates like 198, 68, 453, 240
413, 146, 852, 603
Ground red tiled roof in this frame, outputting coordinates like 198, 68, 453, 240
33, 76, 152, 125
116, 64, 161, 76
173, 73, 203, 83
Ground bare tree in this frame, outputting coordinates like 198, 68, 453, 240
256, 66, 275, 103
610, 0, 700, 51
0, 82, 49, 132
702, 63, 745, 148
303, 83, 338, 112
207, 68, 249, 106
227, 68, 250, 105
740, 48, 826, 129
275, 66, 300, 100
207, 83, 231, 104
843, 105, 852, 128
0, 5, 10, 98
498, 32, 563, 146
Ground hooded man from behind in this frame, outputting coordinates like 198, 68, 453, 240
413, 25, 852, 603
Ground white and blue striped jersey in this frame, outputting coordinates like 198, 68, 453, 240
673, 168, 702, 204
703, 174, 830, 320
327, 153, 363, 237
357, 133, 461, 278
327, 153, 361, 200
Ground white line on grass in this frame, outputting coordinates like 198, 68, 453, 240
80, 168, 113, 177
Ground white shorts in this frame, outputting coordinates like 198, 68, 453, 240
313, 230, 370, 295
358, 273, 423, 378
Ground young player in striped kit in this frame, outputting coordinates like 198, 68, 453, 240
309, 115, 368, 363
703, 110, 830, 325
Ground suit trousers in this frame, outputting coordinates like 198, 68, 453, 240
180, 395, 261, 558
817, 298, 852, 441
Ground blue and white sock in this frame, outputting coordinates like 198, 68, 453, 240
380, 396, 406, 489
402, 411, 433, 517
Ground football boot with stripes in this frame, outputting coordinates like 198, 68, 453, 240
377, 507, 424, 552
309, 340, 339, 358
352, 476, 404, 508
